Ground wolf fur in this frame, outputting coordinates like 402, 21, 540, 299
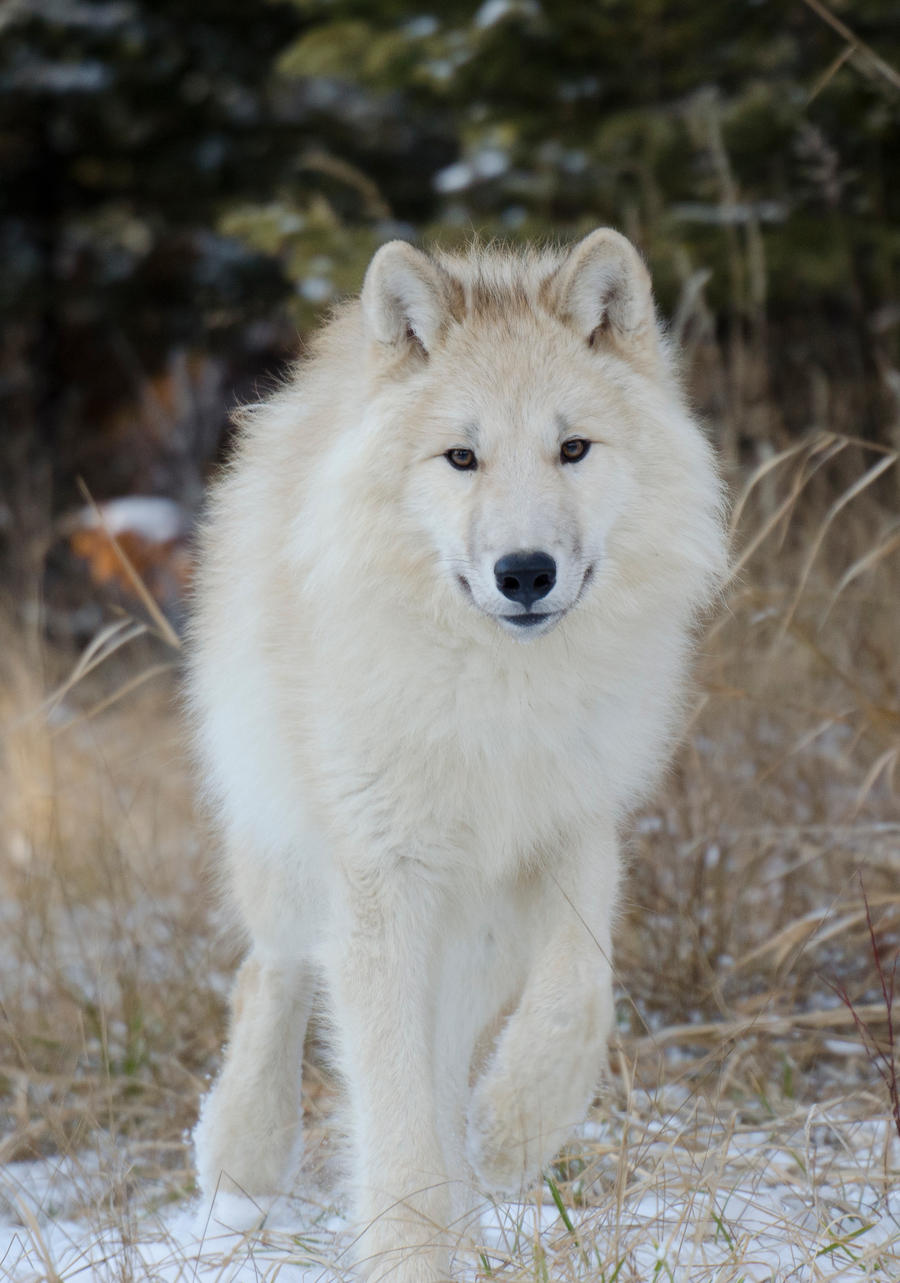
189, 229, 726, 1281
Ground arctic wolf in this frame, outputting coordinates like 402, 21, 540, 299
190, 229, 726, 1280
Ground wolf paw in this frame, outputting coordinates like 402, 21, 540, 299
465, 1082, 542, 1196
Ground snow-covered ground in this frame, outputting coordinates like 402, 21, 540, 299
3, 1090, 897, 1281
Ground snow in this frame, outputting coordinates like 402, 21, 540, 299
71, 495, 188, 544
4, 60, 112, 93
434, 147, 510, 194
298, 277, 335, 303
2, 1107, 897, 1281
15, 1, 135, 32
433, 161, 475, 194
474, 0, 541, 30
403, 16, 439, 39
0, 1194, 342, 1282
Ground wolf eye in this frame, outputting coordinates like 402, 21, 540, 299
560, 438, 590, 464
446, 447, 477, 471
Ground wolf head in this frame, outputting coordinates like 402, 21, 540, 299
355, 230, 726, 643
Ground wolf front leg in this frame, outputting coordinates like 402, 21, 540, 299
466, 831, 619, 1194
325, 861, 456, 1283
194, 952, 315, 1204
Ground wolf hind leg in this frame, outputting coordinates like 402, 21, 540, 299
194, 951, 316, 1201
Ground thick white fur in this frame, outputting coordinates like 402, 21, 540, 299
189, 230, 726, 1281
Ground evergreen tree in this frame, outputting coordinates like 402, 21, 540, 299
0, 0, 454, 519
277, 0, 900, 443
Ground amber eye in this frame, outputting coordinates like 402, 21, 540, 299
446, 447, 478, 471
560, 438, 591, 464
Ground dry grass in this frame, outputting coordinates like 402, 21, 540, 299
0, 432, 898, 1280
0, 635, 224, 1196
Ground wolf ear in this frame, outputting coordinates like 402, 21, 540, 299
552, 229, 657, 354
361, 241, 453, 355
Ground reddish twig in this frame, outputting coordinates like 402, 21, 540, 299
827, 876, 900, 1141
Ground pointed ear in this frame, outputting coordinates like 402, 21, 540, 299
551, 228, 657, 354
361, 241, 454, 355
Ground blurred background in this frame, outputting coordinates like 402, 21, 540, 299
1, 3, 899, 1267
1, 0, 899, 630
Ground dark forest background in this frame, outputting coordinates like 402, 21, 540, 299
2, 0, 899, 622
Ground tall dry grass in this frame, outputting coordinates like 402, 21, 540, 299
0, 431, 897, 1279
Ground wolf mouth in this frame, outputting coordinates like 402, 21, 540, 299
504, 612, 559, 628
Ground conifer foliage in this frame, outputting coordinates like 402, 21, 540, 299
1, 0, 898, 531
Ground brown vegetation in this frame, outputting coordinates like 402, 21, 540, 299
0, 423, 897, 1278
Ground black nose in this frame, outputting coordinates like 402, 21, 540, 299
494, 551, 557, 609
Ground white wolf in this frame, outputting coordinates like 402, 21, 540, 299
190, 229, 726, 1281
